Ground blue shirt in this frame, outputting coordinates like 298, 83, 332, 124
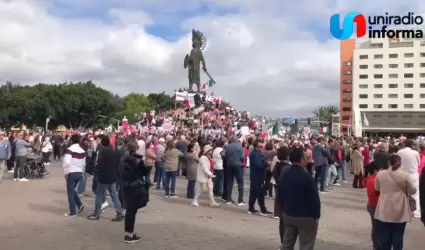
225, 142, 244, 167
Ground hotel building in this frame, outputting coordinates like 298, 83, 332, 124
340, 37, 425, 135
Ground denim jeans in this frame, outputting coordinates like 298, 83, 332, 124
92, 175, 106, 204
314, 165, 327, 191
213, 169, 224, 196
327, 164, 338, 187
66, 172, 83, 215
338, 161, 348, 181
94, 182, 123, 216
376, 220, 406, 250
77, 172, 87, 194
164, 171, 177, 195
226, 165, 244, 203
14, 155, 26, 179
155, 161, 165, 189
187, 180, 196, 199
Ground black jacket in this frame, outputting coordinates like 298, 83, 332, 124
95, 145, 120, 184
373, 150, 389, 169
120, 152, 150, 209
278, 164, 320, 219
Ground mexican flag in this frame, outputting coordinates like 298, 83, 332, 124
185, 96, 195, 109
268, 122, 279, 138
202, 79, 215, 89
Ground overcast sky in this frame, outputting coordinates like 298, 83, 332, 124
0, 0, 423, 117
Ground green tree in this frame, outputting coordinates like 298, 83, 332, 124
147, 92, 174, 110
312, 105, 339, 123
118, 93, 152, 123
0, 81, 121, 129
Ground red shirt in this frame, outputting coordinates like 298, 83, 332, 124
364, 175, 379, 206
209, 158, 214, 179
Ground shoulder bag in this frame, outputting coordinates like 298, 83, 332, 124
388, 170, 416, 212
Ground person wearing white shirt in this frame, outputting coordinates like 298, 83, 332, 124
192, 145, 219, 207
398, 139, 421, 218
212, 140, 224, 196
41, 137, 53, 165
136, 138, 146, 158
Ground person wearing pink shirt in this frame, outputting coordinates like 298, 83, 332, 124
362, 145, 371, 177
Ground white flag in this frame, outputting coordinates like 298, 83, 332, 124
363, 112, 370, 127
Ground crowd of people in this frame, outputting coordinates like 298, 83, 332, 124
2, 125, 425, 249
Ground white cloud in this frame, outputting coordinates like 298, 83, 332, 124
0, 0, 424, 116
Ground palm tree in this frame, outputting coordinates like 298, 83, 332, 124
312, 105, 339, 123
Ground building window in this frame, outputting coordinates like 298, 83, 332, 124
404, 83, 414, 88
404, 53, 414, 58
420, 52, 425, 57
374, 84, 383, 88
404, 94, 413, 98
374, 94, 383, 98
389, 104, 398, 108
404, 73, 414, 78
389, 64, 398, 68
374, 74, 383, 79
359, 55, 368, 59
342, 89, 352, 93
389, 54, 398, 58
374, 54, 383, 59
420, 94, 425, 98
359, 74, 368, 79
343, 70, 352, 75
359, 104, 368, 108
389, 74, 398, 78
421, 83, 425, 88
342, 107, 351, 112
404, 63, 414, 68
374, 64, 383, 69
343, 98, 351, 102
370, 43, 383, 48
343, 80, 352, 84
420, 104, 425, 108
404, 104, 414, 108
359, 84, 368, 88
388, 94, 398, 98
421, 63, 425, 67
374, 104, 382, 108
359, 65, 368, 69
342, 116, 350, 121
389, 84, 398, 88
344, 61, 352, 66
421, 73, 425, 78
342, 127, 348, 133
359, 94, 368, 98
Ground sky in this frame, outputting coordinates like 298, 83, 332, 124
0, 0, 424, 117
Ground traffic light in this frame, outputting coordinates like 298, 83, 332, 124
307, 118, 311, 125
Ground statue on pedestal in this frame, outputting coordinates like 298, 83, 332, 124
184, 29, 207, 92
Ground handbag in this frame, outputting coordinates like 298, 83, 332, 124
388, 170, 416, 212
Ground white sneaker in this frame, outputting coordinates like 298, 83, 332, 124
334, 183, 341, 186
45, 163, 50, 166
210, 203, 220, 207
101, 202, 109, 212
8, 170, 14, 173
413, 213, 421, 218
13, 178, 18, 181
19, 178, 29, 182
192, 201, 199, 207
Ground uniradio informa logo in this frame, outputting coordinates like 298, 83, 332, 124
330, 12, 424, 40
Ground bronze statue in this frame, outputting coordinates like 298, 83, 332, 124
184, 29, 207, 92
